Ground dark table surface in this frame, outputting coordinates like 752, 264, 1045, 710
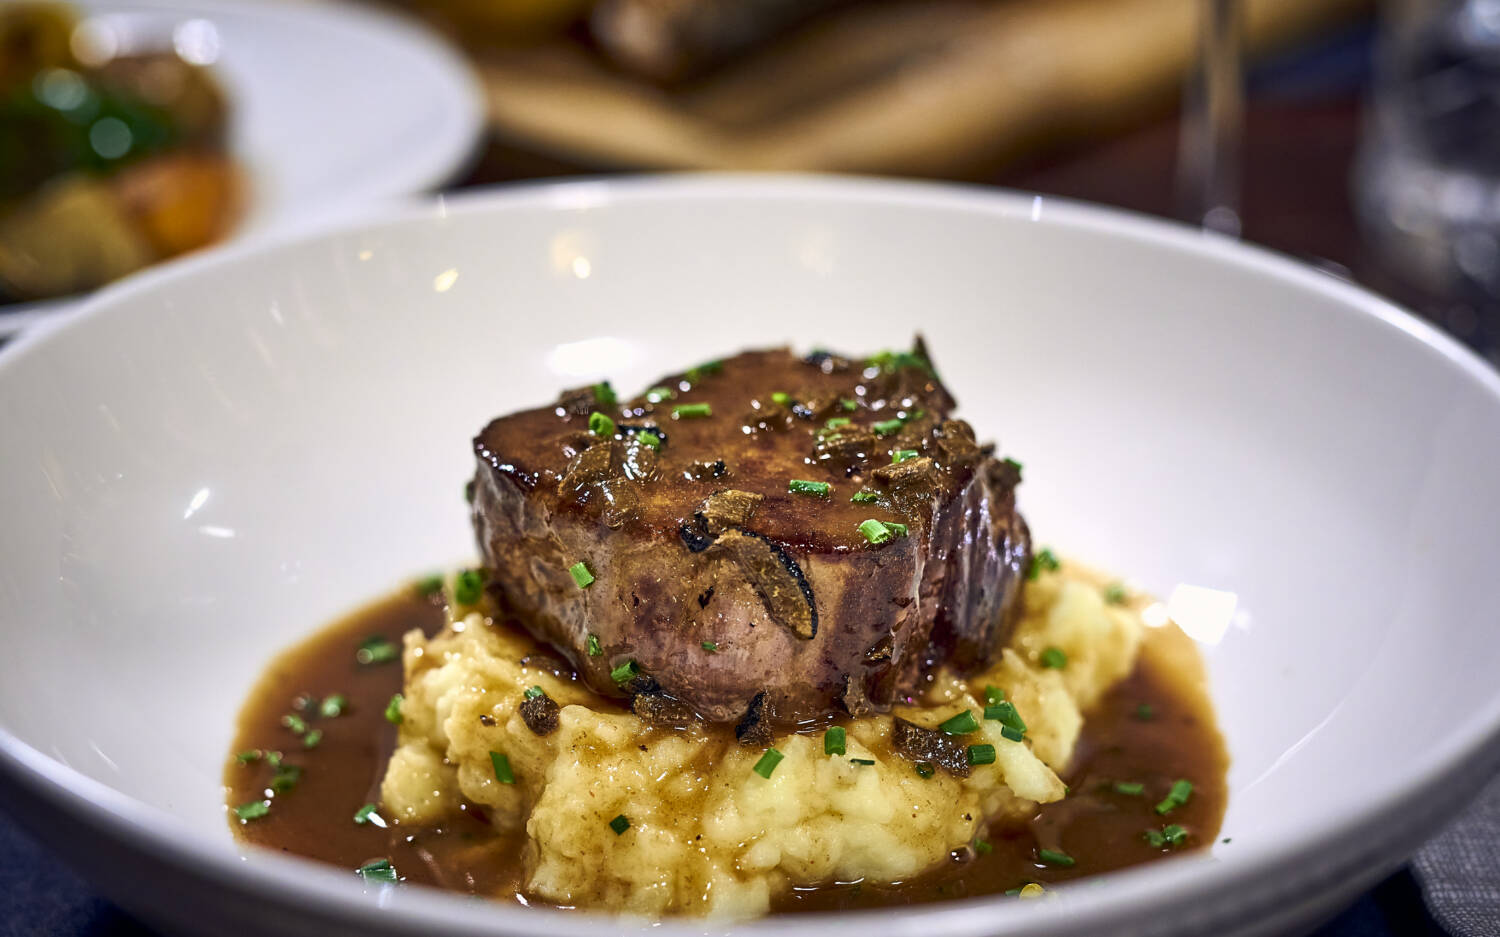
2, 19, 1492, 937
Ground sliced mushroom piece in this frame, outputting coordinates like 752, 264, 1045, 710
891, 717, 971, 779
519, 692, 560, 737
706, 529, 817, 639
699, 489, 763, 534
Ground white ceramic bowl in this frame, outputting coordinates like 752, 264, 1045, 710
2, 176, 1499, 937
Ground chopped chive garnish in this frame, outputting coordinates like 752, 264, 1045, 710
1002, 457, 1024, 478
850, 489, 879, 503
414, 574, 444, 597
489, 751, 515, 784
1037, 848, 1075, 868
610, 660, 640, 684
984, 701, 1027, 734
356, 859, 397, 883
1135, 703, 1156, 721
824, 726, 847, 756
892, 449, 919, 463
840, 398, 858, 412
357, 635, 399, 666
770, 391, 791, 407
887, 522, 909, 538
454, 569, 484, 605
592, 381, 617, 406
673, 403, 712, 419
384, 694, 404, 725
637, 431, 661, 450
940, 710, 980, 735
588, 411, 616, 437
999, 725, 1025, 743
825, 417, 851, 430
984, 686, 1005, 705
1005, 886, 1024, 897
270, 764, 302, 793
265, 751, 283, 768
524, 686, 545, 700
686, 360, 723, 382
1028, 547, 1060, 580
858, 518, 893, 544
1104, 582, 1129, 605
967, 744, 997, 766
753, 749, 785, 778
902, 409, 926, 422
915, 762, 935, 778
353, 803, 380, 824
1145, 824, 1189, 848
1040, 647, 1067, 669
789, 479, 831, 496
586, 633, 602, 656
569, 561, 595, 589
235, 750, 261, 764
974, 838, 993, 854
235, 800, 270, 821
872, 419, 903, 437
849, 757, 876, 766
609, 814, 630, 835
645, 386, 673, 403
1156, 779, 1194, 815
701, 641, 718, 652
320, 694, 348, 718
303, 729, 323, 749
1113, 781, 1145, 796
281, 714, 308, 735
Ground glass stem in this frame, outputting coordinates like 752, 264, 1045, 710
1179, 0, 1244, 236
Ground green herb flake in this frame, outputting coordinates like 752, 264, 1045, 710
701, 641, 719, 652
1156, 779, 1194, 815
1135, 703, 1156, 721
840, 398, 858, 412
999, 725, 1025, 743
1037, 848, 1075, 868
984, 700, 1027, 734
609, 814, 630, 835
891, 449, 919, 463
413, 574, 444, 597
825, 417, 851, 430
281, 713, 308, 735
857, 519, 893, 545
592, 381, 617, 407
1028, 547, 1061, 580
1113, 781, 1145, 796
319, 694, 348, 718
637, 430, 662, 450
770, 391, 791, 407
1002, 457, 1024, 479
849, 757, 876, 766
850, 489, 880, 503
824, 726, 847, 756
356, 635, 399, 666
887, 521, 909, 538
569, 561, 595, 589
915, 761, 936, 779
588, 411, 616, 437
984, 686, 1005, 705
271, 763, 302, 794
356, 858, 398, 883
974, 838, 993, 854
235, 800, 270, 822
645, 386, 673, 404
966, 744, 997, 766
788, 479, 831, 497
303, 729, 324, 749
673, 403, 712, 419
685, 360, 723, 382
939, 710, 980, 735
489, 751, 515, 785
353, 803, 380, 825
524, 685, 545, 700
1103, 582, 1129, 605
453, 569, 484, 605
753, 748, 785, 779
1040, 646, 1067, 670
586, 633, 602, 657
384, 693, 404, 725
872, 418, 903, 437
235, 750, 262, 765
610, 659, 640, 685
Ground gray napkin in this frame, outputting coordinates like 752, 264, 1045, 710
1412, 771, 1500, 936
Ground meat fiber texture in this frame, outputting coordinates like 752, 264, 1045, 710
379, 560, 1142, 917
469, 344, 1030, 724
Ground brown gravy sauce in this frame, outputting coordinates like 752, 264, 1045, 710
225, 588, 1227, 910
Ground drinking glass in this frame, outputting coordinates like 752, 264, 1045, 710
1178, 0, 1244, 237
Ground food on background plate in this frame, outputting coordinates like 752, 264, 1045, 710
0, 3, 242, 302
226, 341, 1227, 917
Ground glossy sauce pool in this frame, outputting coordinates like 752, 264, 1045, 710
225, 588, 1227, 910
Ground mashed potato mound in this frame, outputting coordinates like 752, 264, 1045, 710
381, 562, 1142, 917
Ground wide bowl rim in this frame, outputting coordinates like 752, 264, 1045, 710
3, 173, 1500, 936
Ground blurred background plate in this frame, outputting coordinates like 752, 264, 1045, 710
0, 0, 484, 338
